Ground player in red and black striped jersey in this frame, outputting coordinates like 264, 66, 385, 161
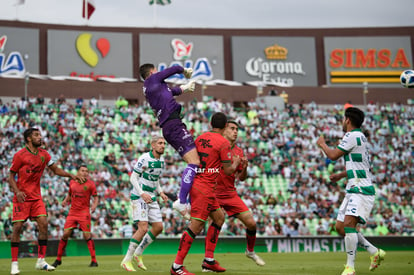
52, 164, 99, 268
216, 120, 266, 266
8, 128, 85, 275
170, 112, 241, 275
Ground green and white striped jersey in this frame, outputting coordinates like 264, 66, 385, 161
130, 151, 165, 200
337, 129, 375, 195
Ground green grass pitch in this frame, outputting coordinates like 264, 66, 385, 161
0, 251, 412, 275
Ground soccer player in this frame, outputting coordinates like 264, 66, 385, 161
121, 136, 169, 271
216, 120, 266, 266
170, 112, 241, 275
8, 128, 86, 275
316, 107, 386, 275
52, 164, 99, 268
139, 64, 199, 218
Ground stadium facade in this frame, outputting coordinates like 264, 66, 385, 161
0, 20, 413, 104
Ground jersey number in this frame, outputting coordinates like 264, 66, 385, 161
14, 206, 22, 213
198, 152, 209, 169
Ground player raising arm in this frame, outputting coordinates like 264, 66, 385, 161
139, 64, 199, 218
9, 128, 85, 275
317, 107, 385, 275
52, 164, 99, 268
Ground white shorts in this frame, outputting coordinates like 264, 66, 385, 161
131, 198, 162, 223
337, 193, 375, 224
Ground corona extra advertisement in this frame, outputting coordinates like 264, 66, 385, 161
231, 36, 318, 87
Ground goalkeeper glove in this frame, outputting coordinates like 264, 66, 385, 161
173, 199, 191, 220
183, 68, 193, 79
180, 80, 196, 94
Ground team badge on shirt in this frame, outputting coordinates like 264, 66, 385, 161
199, 139, 212, 148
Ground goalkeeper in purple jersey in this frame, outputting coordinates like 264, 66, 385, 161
139, 64, 198, 218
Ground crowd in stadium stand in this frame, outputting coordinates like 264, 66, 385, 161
0, 95, 413, 241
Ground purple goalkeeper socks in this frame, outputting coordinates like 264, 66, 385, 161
179, 164, 198, 203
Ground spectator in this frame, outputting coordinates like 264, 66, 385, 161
273, 220, 282, 235
298, 220, 311, 236
76, 97, 84, 108
115, 96, 129, 109
264, 221, 277, 236
119, 221, 134, 238
90, 97, 98, 108
17, 97, 28, 117
103, 153, 123, 176
50, 225, 63, 240
316, 220, 327, 235
118, 204, 129, 220
104, 186, 117, 203
36, 94, 45, 105
0, 99, 9, 114
375, 221, 389, 236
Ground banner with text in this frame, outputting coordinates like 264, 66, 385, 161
231, 36, 318, 87
324, 36, 413, 87
1, 236, 413, 258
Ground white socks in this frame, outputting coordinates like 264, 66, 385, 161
357, 232, 377, 255
345, 232, 358, 268
123, 241, 138, 262
135, 233, 154, 256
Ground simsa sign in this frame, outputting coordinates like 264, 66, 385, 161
324, 36, 412, 86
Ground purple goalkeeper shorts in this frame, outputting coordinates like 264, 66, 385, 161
162, 119, 196, 157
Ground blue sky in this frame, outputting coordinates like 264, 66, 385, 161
0, 0, 413, 29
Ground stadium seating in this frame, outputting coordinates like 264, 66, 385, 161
0, 99, 413, 240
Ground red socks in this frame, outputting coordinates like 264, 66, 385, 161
86, 239, 97, 262
205, 223, 221, 258
174, 229, 195, 265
